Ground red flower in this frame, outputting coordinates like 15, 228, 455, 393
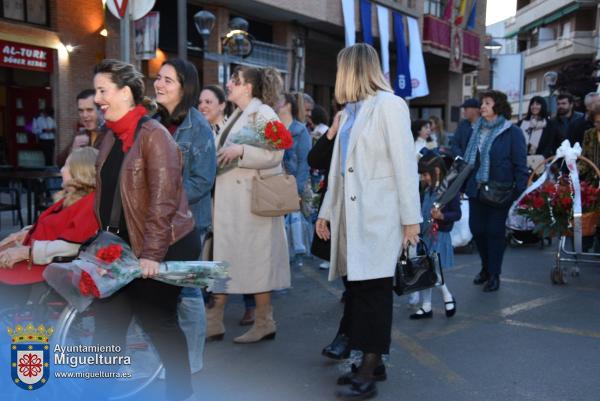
561, 196, 573, 208
264, 121, 293, 150
79, 271, 100, 298
532, 196, 545, 209
96, 244, 123, 264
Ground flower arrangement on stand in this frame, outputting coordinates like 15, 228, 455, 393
516, 174, 600, 237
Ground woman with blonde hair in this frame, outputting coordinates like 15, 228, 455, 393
316, 43, 421, 399
206, 65, 290, 344
0, 147, 99, 305
428, 115, 447, 147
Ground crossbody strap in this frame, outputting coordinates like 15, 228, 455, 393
218, 110, 243, 149
107, 116, 150, 233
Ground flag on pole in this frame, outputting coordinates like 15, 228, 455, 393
466, 0, 478, 30
454, 0, 467, 26
377, 5, 390, 81
360, 0, 373, 45
341, 0, 356, 47
407, 17, 429, 99
442, 0, 454, 21
392, 12, 411, 98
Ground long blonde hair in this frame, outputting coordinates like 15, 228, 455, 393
334, 43, 392, 104
60, 147, 98, 207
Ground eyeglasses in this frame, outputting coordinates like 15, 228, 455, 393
230, 74, 244, 86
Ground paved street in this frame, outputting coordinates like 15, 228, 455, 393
188, 243, 600, 401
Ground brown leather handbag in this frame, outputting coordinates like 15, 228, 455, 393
251, 170, 300, 217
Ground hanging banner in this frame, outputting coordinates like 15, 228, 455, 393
0, 40, 53, 72
376, 5, 390, 81
360, 0, 373, 45
449, 26, 463, 73
392, 12, 411, 98
407, 17, 429, 99
135, 11, 160, 60
341, 0, 356, 47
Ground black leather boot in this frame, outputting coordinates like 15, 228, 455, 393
336, 353, 381, 399
337, 363, 386, 385
483, 274, 500, 292
473, 267, 490, 285
322, 333, 351, 360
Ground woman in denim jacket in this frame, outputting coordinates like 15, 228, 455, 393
154, 58, 217, 375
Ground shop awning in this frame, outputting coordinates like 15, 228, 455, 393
504, 3, 580, 39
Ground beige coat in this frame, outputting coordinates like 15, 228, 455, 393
319, 91, 422, 282
213, 98, 290, 294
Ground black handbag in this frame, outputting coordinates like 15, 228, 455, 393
393, 241, 444, 296
478, 181, 515, 208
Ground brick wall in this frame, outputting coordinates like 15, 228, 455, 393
53, 0, 106, 155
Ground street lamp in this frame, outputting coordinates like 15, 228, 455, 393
544, 70, 559, 115
194, 10, 216, 50
222, 17, 254, 58
485, 38, 502, 89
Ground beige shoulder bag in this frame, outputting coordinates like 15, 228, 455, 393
251, 169, 300, 217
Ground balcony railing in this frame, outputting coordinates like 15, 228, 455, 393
422, 15, 480, 61
463, 31, 480, 60
243, 41, 290, 72
423, 15, 451, 52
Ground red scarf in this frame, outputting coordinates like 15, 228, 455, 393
105, 105, 147, 152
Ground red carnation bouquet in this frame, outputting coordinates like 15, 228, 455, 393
516, 174, 600, 237
44, 232, 228, 312
218, 114, 293, 173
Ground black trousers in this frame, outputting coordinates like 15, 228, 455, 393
469, 198, 510, 276
39, 139, 55, 166
92, 229, 200, 401
346, 277, 394, 355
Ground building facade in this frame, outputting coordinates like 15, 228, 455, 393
0, 0, 106, 166
505, 0, 600, 116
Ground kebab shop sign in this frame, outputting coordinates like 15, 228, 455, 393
0, 40, 53, 72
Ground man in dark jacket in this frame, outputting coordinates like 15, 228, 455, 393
57, 89, 106, 166
451, 98, 480, 157
553, 92, 583, 142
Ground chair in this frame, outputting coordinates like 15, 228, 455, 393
34, 167, 63, 217
0, 166, 24, 229
0, 186, 24, 229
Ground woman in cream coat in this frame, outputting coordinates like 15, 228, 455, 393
316, 43, 421, 399
207, 66, 290, 344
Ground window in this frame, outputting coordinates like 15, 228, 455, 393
561, 21, 572, 39
407, 0, 417, 8
528, 78, 537, 93
1, 0, 48, 26
424, 0, 446, 18
464, 75, 472, 87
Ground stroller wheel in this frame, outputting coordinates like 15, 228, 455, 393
551, 267, 566, 285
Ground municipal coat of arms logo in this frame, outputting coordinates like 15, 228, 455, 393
7, 323, 53, 390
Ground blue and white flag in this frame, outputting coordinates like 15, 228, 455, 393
360, 0, 373, 45
392, 12, 411, 98
341, 0, 356, 47
377, 5, 390, 81
466, 0, 478, 30
407, 16, 429, 99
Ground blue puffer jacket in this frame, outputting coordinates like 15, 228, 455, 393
463, 121, 528, 203
168, 108, 217, 233
283, 119, 311, 195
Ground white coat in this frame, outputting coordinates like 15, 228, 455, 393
318, 91, 422, 282
213, 98, 290, 294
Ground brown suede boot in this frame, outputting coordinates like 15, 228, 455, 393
205, 303, 225, 341
233, 304, 276, 343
